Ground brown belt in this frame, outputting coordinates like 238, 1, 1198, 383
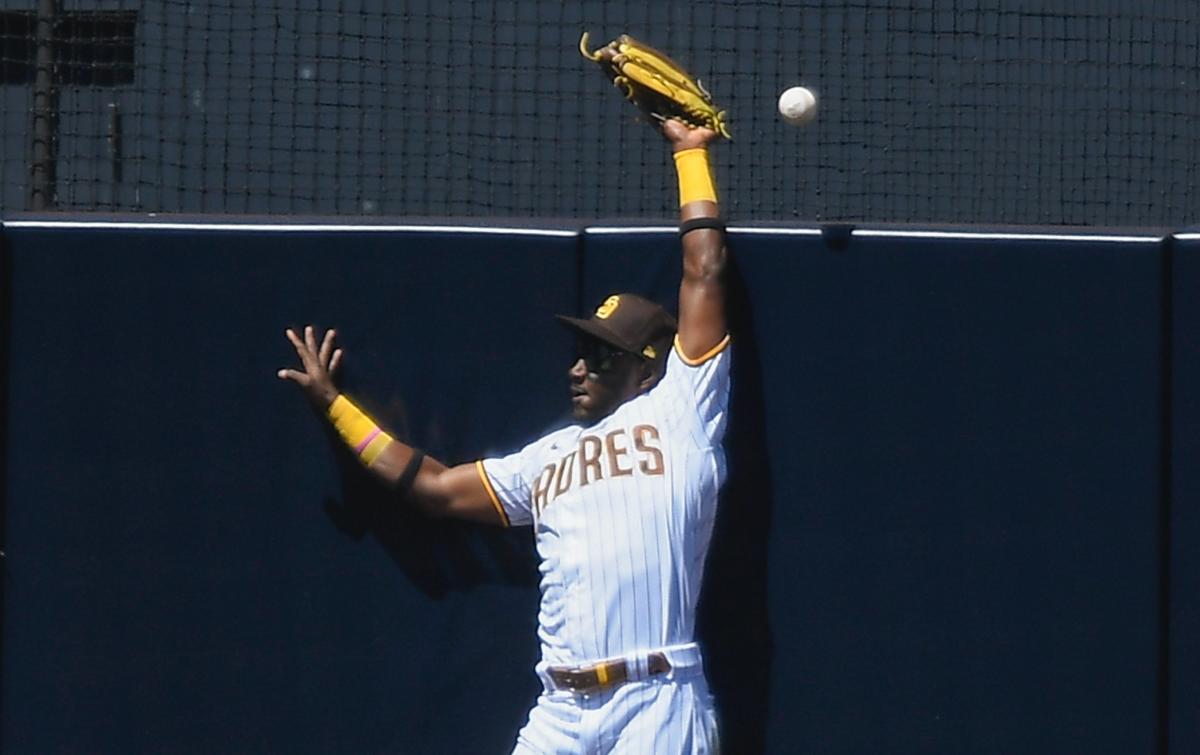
547, 651, 671, 695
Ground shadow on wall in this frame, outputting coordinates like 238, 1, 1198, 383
697, 254, 774, 755
316, 406, 540, 597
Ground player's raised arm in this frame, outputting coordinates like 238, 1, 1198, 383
662, 120, 728, 360
277, 326, 503, 525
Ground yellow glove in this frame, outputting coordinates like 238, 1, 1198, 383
580, 32, 731, 139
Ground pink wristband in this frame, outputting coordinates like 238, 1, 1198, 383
354, 427, 382, 455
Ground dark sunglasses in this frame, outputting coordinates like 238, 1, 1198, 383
576, 338, 635, 374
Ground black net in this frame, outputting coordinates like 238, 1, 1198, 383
1, 0, 1197, 225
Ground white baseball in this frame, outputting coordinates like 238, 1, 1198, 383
778, 86, 818, 126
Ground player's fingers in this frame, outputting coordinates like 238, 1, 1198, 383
286, 328, 317, 370
286, 327, 308, 353
304, 325, 319, 354
329, 348, 344, 375
318, 328, 336, 366
276, 368, 309, 384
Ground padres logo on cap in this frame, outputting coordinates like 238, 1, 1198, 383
595, 295, 620, 319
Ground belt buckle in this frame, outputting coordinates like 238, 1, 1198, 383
552, 658, 635, 696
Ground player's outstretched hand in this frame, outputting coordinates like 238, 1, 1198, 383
278, 325, 342, 408
662, 118, 719, 152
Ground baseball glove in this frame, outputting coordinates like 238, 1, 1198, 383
579, 32, 731, 139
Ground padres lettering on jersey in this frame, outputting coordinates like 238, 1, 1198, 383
479, 335, 731, 666
530, 425, 665, 517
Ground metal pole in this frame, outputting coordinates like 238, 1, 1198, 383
30, 0, 59, 210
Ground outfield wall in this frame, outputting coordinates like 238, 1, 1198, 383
0, 219, 1185, 754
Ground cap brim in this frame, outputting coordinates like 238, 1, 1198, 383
554, 314, 642, 355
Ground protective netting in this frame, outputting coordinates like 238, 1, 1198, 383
1, 1, 1197, 225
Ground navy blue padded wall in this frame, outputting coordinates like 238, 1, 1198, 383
0, 222, 1171, 754
0, 224, 578, 753
581, 227, 1165, 754
0, 223, 8, 706
1170, 232, 1199, 755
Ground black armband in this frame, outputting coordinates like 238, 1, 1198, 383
678, 216, 726, 237
396, 449, 426, 496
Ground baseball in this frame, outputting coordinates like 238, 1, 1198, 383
778, 86, 818, 126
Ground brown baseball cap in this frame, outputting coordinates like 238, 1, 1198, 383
555, 293, 677, 360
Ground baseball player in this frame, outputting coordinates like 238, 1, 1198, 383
279, 119, 729, 753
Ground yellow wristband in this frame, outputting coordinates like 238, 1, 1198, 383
673, 147, 717, 206
328, 395, 394, 465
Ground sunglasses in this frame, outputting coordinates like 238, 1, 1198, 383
576, 338, 635, 374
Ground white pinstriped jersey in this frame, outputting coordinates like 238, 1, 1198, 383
479, 335, 731, 667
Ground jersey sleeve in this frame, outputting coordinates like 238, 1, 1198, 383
652, 333, 732, 445
476, 436, 547, 527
